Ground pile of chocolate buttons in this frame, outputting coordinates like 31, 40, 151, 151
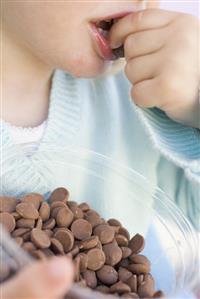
0, 188, 164, 298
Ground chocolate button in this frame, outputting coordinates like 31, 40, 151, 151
119, 227, 130, 240
50, 201, 67, 211
78, 202, 90, 212
0, 196, 17, 213
110, 281, 131, 294
16, 218, 35, 229
121, 247, 132, 259
128, 263, 150, 275
31, 228, 51, 249
96, 265, 118, 285
129, 234, 145, 254
103, 242, 122, 266
12, 228, 30, 238
49, 187, 69, 203
137, 274, 155, 298
107, 218, 122, 227
93, 224, 115, 245
153, 290, 165, 298
0, 212, 16, 233
126, 275, 137, 293
71, 219, 92, 240
78, 253, 88, 272
39, 202, 50, 221
79, 236, 99, 250
82, 270, 97, 289
118, 267, 132, 282
115, 234, 129, 247
56, 207, 74, 227
50, 238, 64, 254
31, 250, 46, 260
21, 193, 43, 210
84, 210, 102, 228
87, 248, 105, 271
16, 203, 39, 220
68, 203, 83, 220
42, 218, 55, 230
129, 254, 151, 268
54, 229, 74, 252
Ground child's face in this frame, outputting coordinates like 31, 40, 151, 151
3, 1, 158, 77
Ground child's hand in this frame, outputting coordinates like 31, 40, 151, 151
1, 257, 74, 298
109, 9, 200, 128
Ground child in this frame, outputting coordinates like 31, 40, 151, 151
1, 1, 199, 298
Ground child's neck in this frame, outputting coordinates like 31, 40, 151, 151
1, 30, 53, 127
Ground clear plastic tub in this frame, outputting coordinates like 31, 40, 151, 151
1, 146, 199, 297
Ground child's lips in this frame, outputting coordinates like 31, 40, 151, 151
89, 12, 132, 61
89, 23, 116, 61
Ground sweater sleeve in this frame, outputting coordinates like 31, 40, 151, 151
135, 107, 200, 184
135, 107, 200, 230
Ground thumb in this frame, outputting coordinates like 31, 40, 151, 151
2, 256, 74, 299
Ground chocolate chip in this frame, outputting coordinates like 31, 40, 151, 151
93, 224, 115, 245
79, 236, 99, 250
82, 270, 97, 289
128, 263, 150, 275
78, 202, 90, 212
55, 207, 74, 228
121, 247, 132, 259
35, 217, 43, 229
107, 218, 122, 227
68, 203, 83, 220
31, 228, 51, 249
119, 227, 130, 240
0, 196, 17, 213
50, 238, 64, 254
113, 46, 124, 58
39, 202, 50, 222
42, 218, 56, 230
118, 267, 132, 282
84, 210, 102, 228
0, 212, 16, 233
16, 218, 35, 229
71, 219, 92, 240
129, 234, 145, 254
21, 193, 43, 210
78, 253, 88, 272
110, 281, 131, 294
126, 275, 137, 293
129, 254, 151, 269
115, 234, 129, 247
96, 265, 118, 285
54, 229, 74, 252
103, 242, 122, 266
49, 187, 69, 203
137, 274, 155, 298
12, 228, 30, 238
87, 248, 105, 271
16, 203, 39, 220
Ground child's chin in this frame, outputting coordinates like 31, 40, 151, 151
66, 59, 109, 78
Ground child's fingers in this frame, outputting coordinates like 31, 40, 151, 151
131, 78, 160, 108
2, 257, 74, 299
125, 53, 159, 85
109, 9, 178, 49
124, 28, 167, 60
